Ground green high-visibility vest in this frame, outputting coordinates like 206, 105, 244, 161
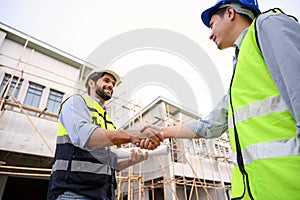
228, 10, 300, 200
50, 95, 118, 200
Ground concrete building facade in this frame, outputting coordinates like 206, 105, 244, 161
0, 23, 93, 199
119, 97, 233, 200
0, 23, 233, 200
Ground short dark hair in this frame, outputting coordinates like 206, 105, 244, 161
211, 7, 228, 20
212, 6, 252, 24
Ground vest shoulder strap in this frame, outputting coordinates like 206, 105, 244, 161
261, 8, 298, 22
254, 7, 298, 53
58, 94, 82, 114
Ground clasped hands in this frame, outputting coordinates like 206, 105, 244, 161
131, 124, 163, 150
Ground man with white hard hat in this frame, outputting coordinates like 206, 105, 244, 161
48, 69, 163, 200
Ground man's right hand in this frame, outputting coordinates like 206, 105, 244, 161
87, 125, 163, 149
134, 124, 164, 150
128, 126, 163, 150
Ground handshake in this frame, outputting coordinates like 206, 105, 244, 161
128, 124, 164, 150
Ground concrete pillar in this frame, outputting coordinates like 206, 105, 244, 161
40, 87, 50, 109
0, 175, 8, 199
0, 30, 7, 47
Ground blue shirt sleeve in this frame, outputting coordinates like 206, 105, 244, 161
187, 95, 228, 139
256, 13, 300, 138
59, 95, 97, 148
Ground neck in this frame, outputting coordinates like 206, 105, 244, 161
89, 92, 105, 106
96, 95, 105, 106
231, 16, 252, 46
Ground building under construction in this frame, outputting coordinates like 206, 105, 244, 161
0, 23, 233, 200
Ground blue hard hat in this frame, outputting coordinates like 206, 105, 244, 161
201, 0, 261, 27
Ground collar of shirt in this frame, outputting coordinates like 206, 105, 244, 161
89, 95, 105, 109
234, 27, 249, 50
232, 28, 249, 71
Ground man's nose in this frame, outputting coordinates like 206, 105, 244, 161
209, 32, 214, 40
107, 81, 114, 88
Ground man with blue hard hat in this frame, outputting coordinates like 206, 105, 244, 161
201, 0, 261, 28
138, 0, 300, 199
199, 1, 300, 199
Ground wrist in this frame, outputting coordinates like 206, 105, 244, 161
160, 127, 167, 139
127, 130, 140, 144
128, 158, 137, 166
117, 130, 135, 144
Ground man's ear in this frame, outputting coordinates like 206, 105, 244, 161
226, 6, 236, 21
88, 79, 95, 89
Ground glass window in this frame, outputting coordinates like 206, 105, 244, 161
192, 139, 201, 156
24, 82, 44, 115
0, 73, 23, 99
215, 143, 221, 156
45, 89, 64, 120
225, 147, 230, 158
201, 139, 208, 157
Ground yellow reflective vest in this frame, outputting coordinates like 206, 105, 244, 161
49, 95, 118, 200
228, 10, 300, 200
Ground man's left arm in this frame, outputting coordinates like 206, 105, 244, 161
257, 13, 300, 134
116, 149, 149, 171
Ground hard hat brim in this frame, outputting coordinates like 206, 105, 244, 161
201, 1, 225, 28
201, 0, 261, 28
101, 69, 121, 85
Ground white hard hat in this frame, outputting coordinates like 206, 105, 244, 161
85, 69, 121, 87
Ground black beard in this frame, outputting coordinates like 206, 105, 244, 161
96, 88, 112, 101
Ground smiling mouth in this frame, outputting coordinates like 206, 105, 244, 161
212, 35, 217, 43
213, 37, 217, 43
104, 89, 112, 95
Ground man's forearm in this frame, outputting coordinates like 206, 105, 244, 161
137, 125, 201, 150
116, 149, 149, 171
116, 158, 136, 172
162, 125, 201, 139
86, 127, 163, 149
86, 128, 137, 148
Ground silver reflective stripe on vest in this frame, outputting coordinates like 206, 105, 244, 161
232, 137, 300, 165
228, 95, 288, 128
57, 135, 72, 144
52, 159, 112, 175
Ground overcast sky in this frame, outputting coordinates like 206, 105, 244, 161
0, 0, 299, 115
1, 1, 299, 58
